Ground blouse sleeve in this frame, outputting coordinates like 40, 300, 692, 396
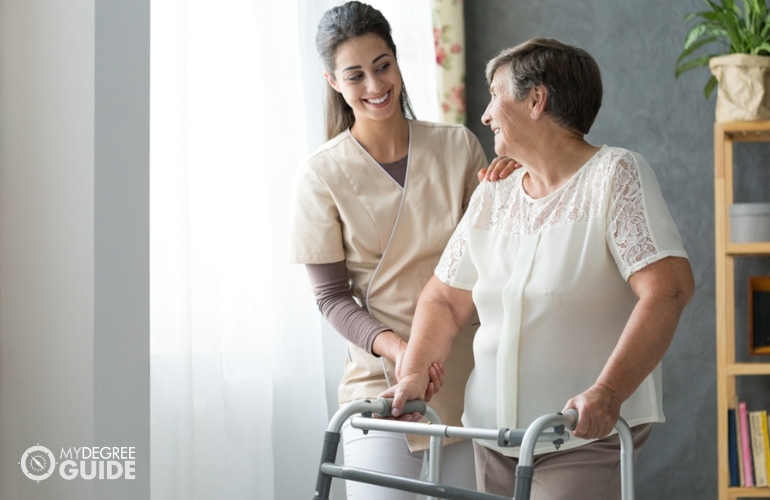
434, 129, 487, 290
606, 151, 689, 281
434, 188, 483, 290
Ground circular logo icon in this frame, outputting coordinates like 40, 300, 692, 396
20, 445, 56, 482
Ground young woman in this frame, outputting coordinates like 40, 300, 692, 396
288, 2, 514, 498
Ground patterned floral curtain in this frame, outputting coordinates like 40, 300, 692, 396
432, 0, 466, 124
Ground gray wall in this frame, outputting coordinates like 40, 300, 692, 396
463, 1, 722, 498
0, 1, 150, 499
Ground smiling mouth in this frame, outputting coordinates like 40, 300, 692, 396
365, 92, 389, 105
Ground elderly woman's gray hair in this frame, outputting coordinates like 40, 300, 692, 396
485, 38, 602, 136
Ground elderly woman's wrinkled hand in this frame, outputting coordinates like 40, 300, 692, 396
395, 348, 444, 397
379, 372, 432, 420
563, 383, 623, 440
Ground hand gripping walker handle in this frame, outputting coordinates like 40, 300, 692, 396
373, 398, 427, 417
562, 409, 579, 429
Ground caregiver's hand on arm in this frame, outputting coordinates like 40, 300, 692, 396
564, 256, 694, 439
371, 330, 405, 362
380, 276, 476, 417
372, 330, 444, 396
478, 156, 521, 182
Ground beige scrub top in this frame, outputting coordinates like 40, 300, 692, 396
289, 120, 487, 450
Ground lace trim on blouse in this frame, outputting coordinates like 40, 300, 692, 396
436, 147, 658, 280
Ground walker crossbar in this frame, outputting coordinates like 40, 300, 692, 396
318, 462, 513, 500
349, 417, 568, 448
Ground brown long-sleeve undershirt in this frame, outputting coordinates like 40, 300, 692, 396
305, 261, 390, 355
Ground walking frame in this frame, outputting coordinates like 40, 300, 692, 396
312, 398, 635, 500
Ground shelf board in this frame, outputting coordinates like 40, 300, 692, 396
718, 121, 770, 142
725, 242, 770, 255
726, 363, 770, 376
727, 486, 770, 498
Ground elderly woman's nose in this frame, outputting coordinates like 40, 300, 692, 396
481, 107, 492, 125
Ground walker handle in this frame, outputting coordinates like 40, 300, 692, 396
562, 409, 579, 430
373, 398, 427, 417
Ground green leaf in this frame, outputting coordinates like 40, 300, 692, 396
675, 54, 718, 77
677, 35, 721, 63
704, 75, 719, 98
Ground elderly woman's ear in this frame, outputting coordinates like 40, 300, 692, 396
528, 85, 548, 119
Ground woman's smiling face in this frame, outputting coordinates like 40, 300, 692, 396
325, 33, 403, 125
481, 67, 529, 159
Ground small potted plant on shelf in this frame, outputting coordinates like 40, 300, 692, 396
675, 0, 770, 122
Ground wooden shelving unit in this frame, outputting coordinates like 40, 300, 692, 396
715, 121, 770, 500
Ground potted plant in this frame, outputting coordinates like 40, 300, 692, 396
675, 0, 770, 121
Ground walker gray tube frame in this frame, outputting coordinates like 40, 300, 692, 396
311, 398, 635, 500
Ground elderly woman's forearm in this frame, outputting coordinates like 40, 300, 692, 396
595, 300, 681, 401
596, 258, 694, 401
397, 276, 475, 380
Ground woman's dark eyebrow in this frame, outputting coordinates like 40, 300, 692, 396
341, 53, 391, 73
372, 53, 389, 64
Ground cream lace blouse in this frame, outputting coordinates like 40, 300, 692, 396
435, 146, 689, 456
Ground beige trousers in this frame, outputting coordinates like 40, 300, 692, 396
473, 424, 652, 500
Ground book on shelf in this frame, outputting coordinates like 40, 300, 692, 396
736, 404, 746, 486
736, 403, 746, 486
749, 410, 769, 487
763, 411, 770, 487
739, 401, 755, 487
728, 408, 740, 487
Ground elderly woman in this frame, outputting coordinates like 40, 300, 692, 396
382, 38, 694, 499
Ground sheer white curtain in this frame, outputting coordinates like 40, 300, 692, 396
150, 1, 438, 499
150, 1, 327, 498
